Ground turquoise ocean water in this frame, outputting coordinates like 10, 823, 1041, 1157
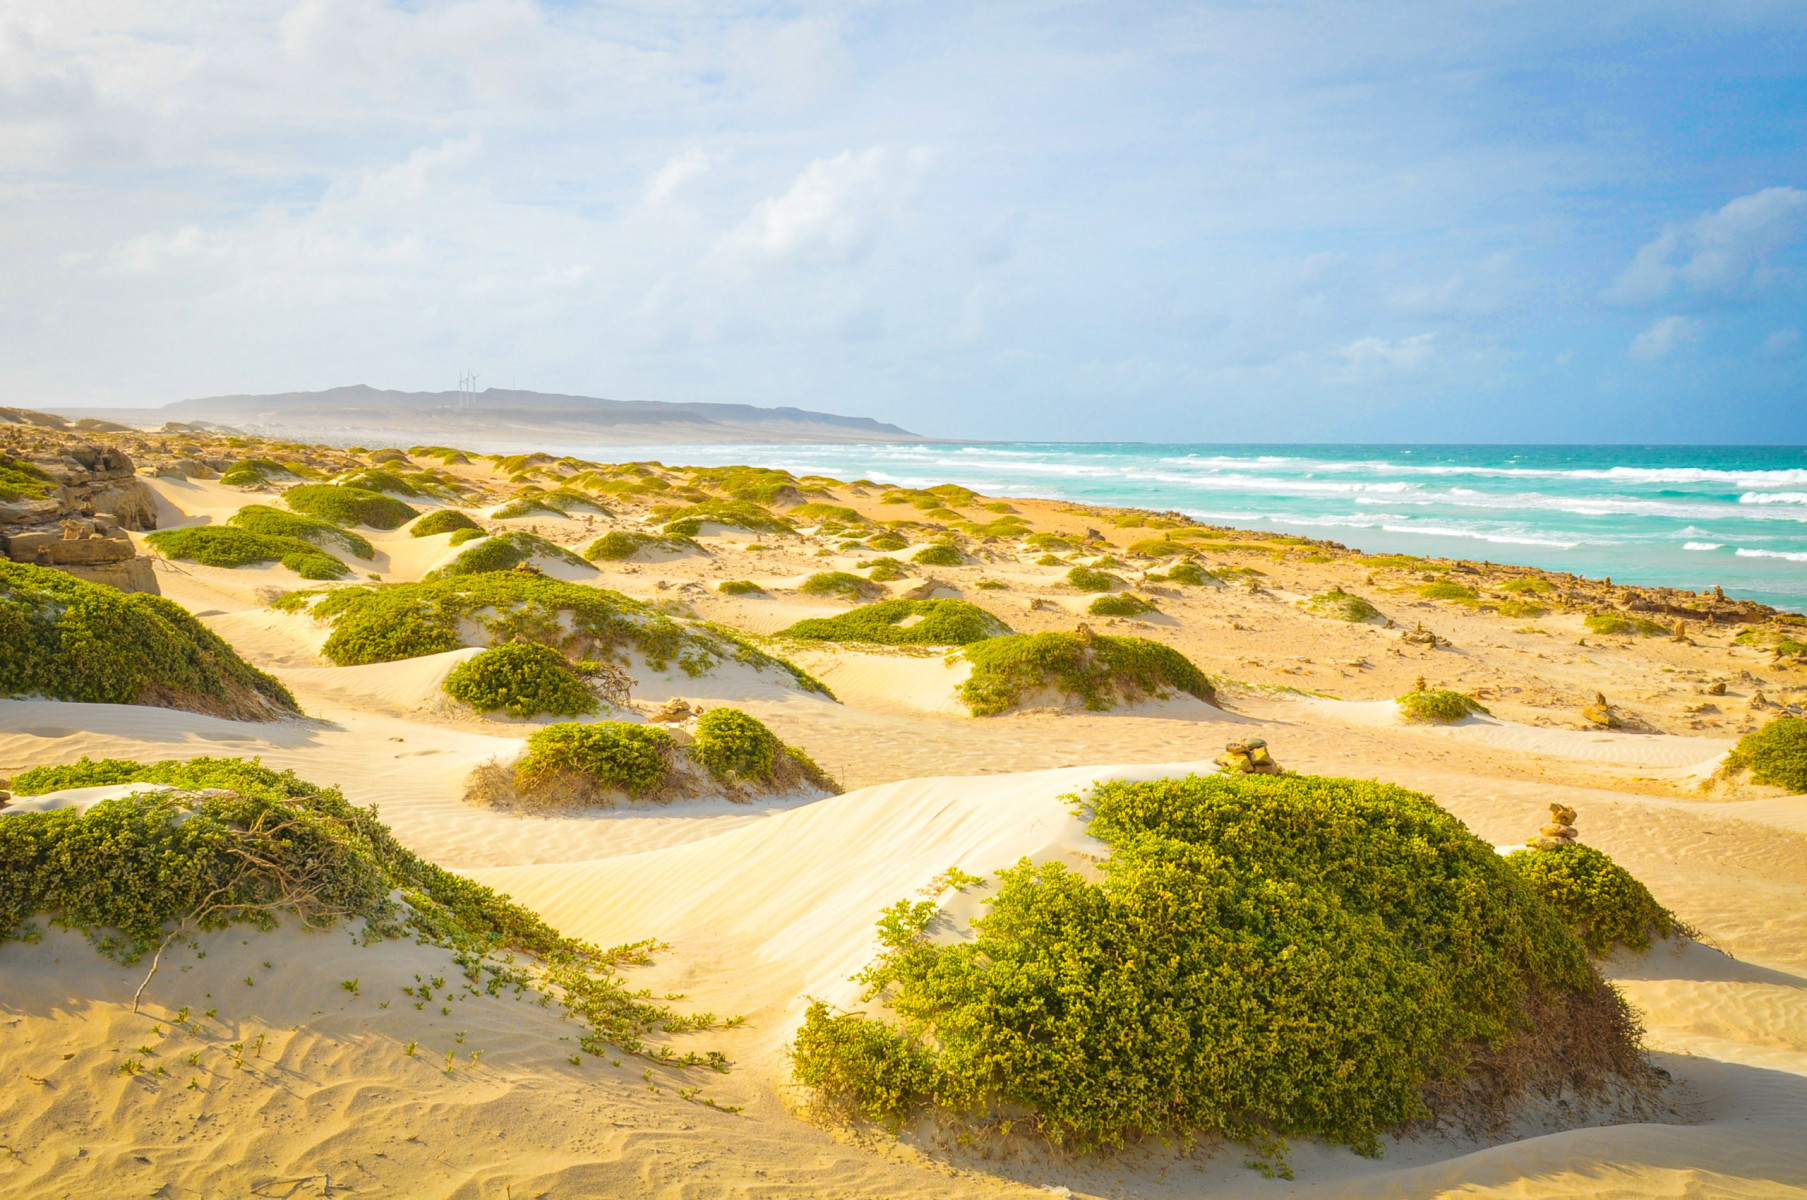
573, 443, 1807, 613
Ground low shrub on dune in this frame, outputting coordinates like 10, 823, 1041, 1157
654, 500, 794, 538
958, 630, 1214, 715
482, 709, 836, 809
228, 504, 375, 559
0, 561, 298, 720
779, 599, 1011, 647
409, 509, 482, 538
442, 643, 599, 719
799, 571, 883, 602
1066, 565, 1121, 593
146, 526, 350, 580
791, 772, 1654, 1158
426, 531, 590, 579
1504, 843, 1686, 955
863, 531, 909, 552
1, 757, 712, 1060
1148, 560, 1214, 586
583, 530, 700, 562
283, 484, 418, 531
1087, 593, 1156, 617
717, 579, 765, 596
273, 572, 832, 696
1720, 715, 1807, 793
1396, 688, 1490, 723
1584, 611, 1671, 638
1419, 581, 1479, 602
910, 542, 964, 567
1301, 588, 1380, 622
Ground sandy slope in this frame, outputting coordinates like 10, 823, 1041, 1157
3, 463, 1807, 1198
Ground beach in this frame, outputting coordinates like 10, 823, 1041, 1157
2, 430, 1806, 1199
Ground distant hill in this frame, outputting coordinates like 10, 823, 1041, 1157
53, 385, 928, 447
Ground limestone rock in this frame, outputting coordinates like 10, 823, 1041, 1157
1215, 737, 1283, 776
646, 699, 693, 724
1581, 691, 1621, 729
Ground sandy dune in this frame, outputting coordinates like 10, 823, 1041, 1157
4, 459, 1807, 1198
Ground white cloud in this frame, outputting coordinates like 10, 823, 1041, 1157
1609, 187, 1807, 304
1334, 332, 1434, 381
643, 148, 709, 206
1628, 315, 1702, 360
717, 147, 923, 269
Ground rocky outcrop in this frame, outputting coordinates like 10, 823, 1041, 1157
1216, 737, 1284, 775
1527, 802, 1578, 850
0, 440, 161, 594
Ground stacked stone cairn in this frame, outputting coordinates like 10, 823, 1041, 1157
1216, 737, 1283, 776
1528, 802, 1579, 850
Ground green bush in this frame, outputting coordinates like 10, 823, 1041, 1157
0, 561, 299, 719
1066, 566, 1121, 593
515, 722, 676, 796
492, 495, 564, 519
228, 505, 374, 559
655, 500, 794, 537
1035, 554, 1064, 567
1584, 612, 1669, 637
0, 454, 54, 503
146, 526, 348, 580
1125, 538, 1190, 558
960, 631, 1214, 715
1722, 715, 1807, 792
443, 643, 598, 719
1302, 589, 1380, 622
1088, 593, 1155, 617
283, 485, 418, 530
793, 503, 866, 525
1151, 561, 1213, 586
333, 468, 422, 497
862, 558, 908, 582
717, 579, 765, 596
1419, 581, 1479, 601
1397, 689, 1490, 723
1505, 843, 1682, 955
780, 599, 1012, 647
410, 509, 482, 538
793, 772, 1634, 1155
277, 572, 830, 695
583, 531, 698, 561
799, 571, 880, 602
1496, 599, 1547, 619
427, 531, 589, 579
690, 708, 781, 781
911, 543, 964, 567
449, 527, 484, 546
864, 531, 909, 551
1, 757, 698, 1058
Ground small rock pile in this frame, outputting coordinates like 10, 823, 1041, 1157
1528, 802, 1578, 850
1216, 737, 1283, 775
1401, 622, 1448, 647
1581, 691, 1621, 729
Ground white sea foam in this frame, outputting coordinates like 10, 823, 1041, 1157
1741, 491, 1807, 505
1735, 548, 1807, 562
1683, 542, 1724, 551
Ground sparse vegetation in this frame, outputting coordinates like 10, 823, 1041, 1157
1584, 612, 1670, 638
1302, 589, 1380, 622
1720, 715, 1807, 793
717, 579, 765, 596
1149, 560, 1214, 586
959, 631, 1214, 715
283, 485, 418, 531
1125, 538, 1191, 558
0, 454, 54, 503
864, 531, 909, 552
515, 722, 676, 798
690, 708, 834, 793
0, 561, 298, 719
862, 558, 908, 582
1500, 578, 1554, 594
1419, 581, 1479, 602
442, 643, 599, 719
146, 526, 349, 580
792, 772, 1645, 1156
780, 599, 1011, 647
1397, 688, 1490, 723
1505, 844, 1683, 956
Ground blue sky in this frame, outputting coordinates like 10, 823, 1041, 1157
2, 1, 1804, 442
